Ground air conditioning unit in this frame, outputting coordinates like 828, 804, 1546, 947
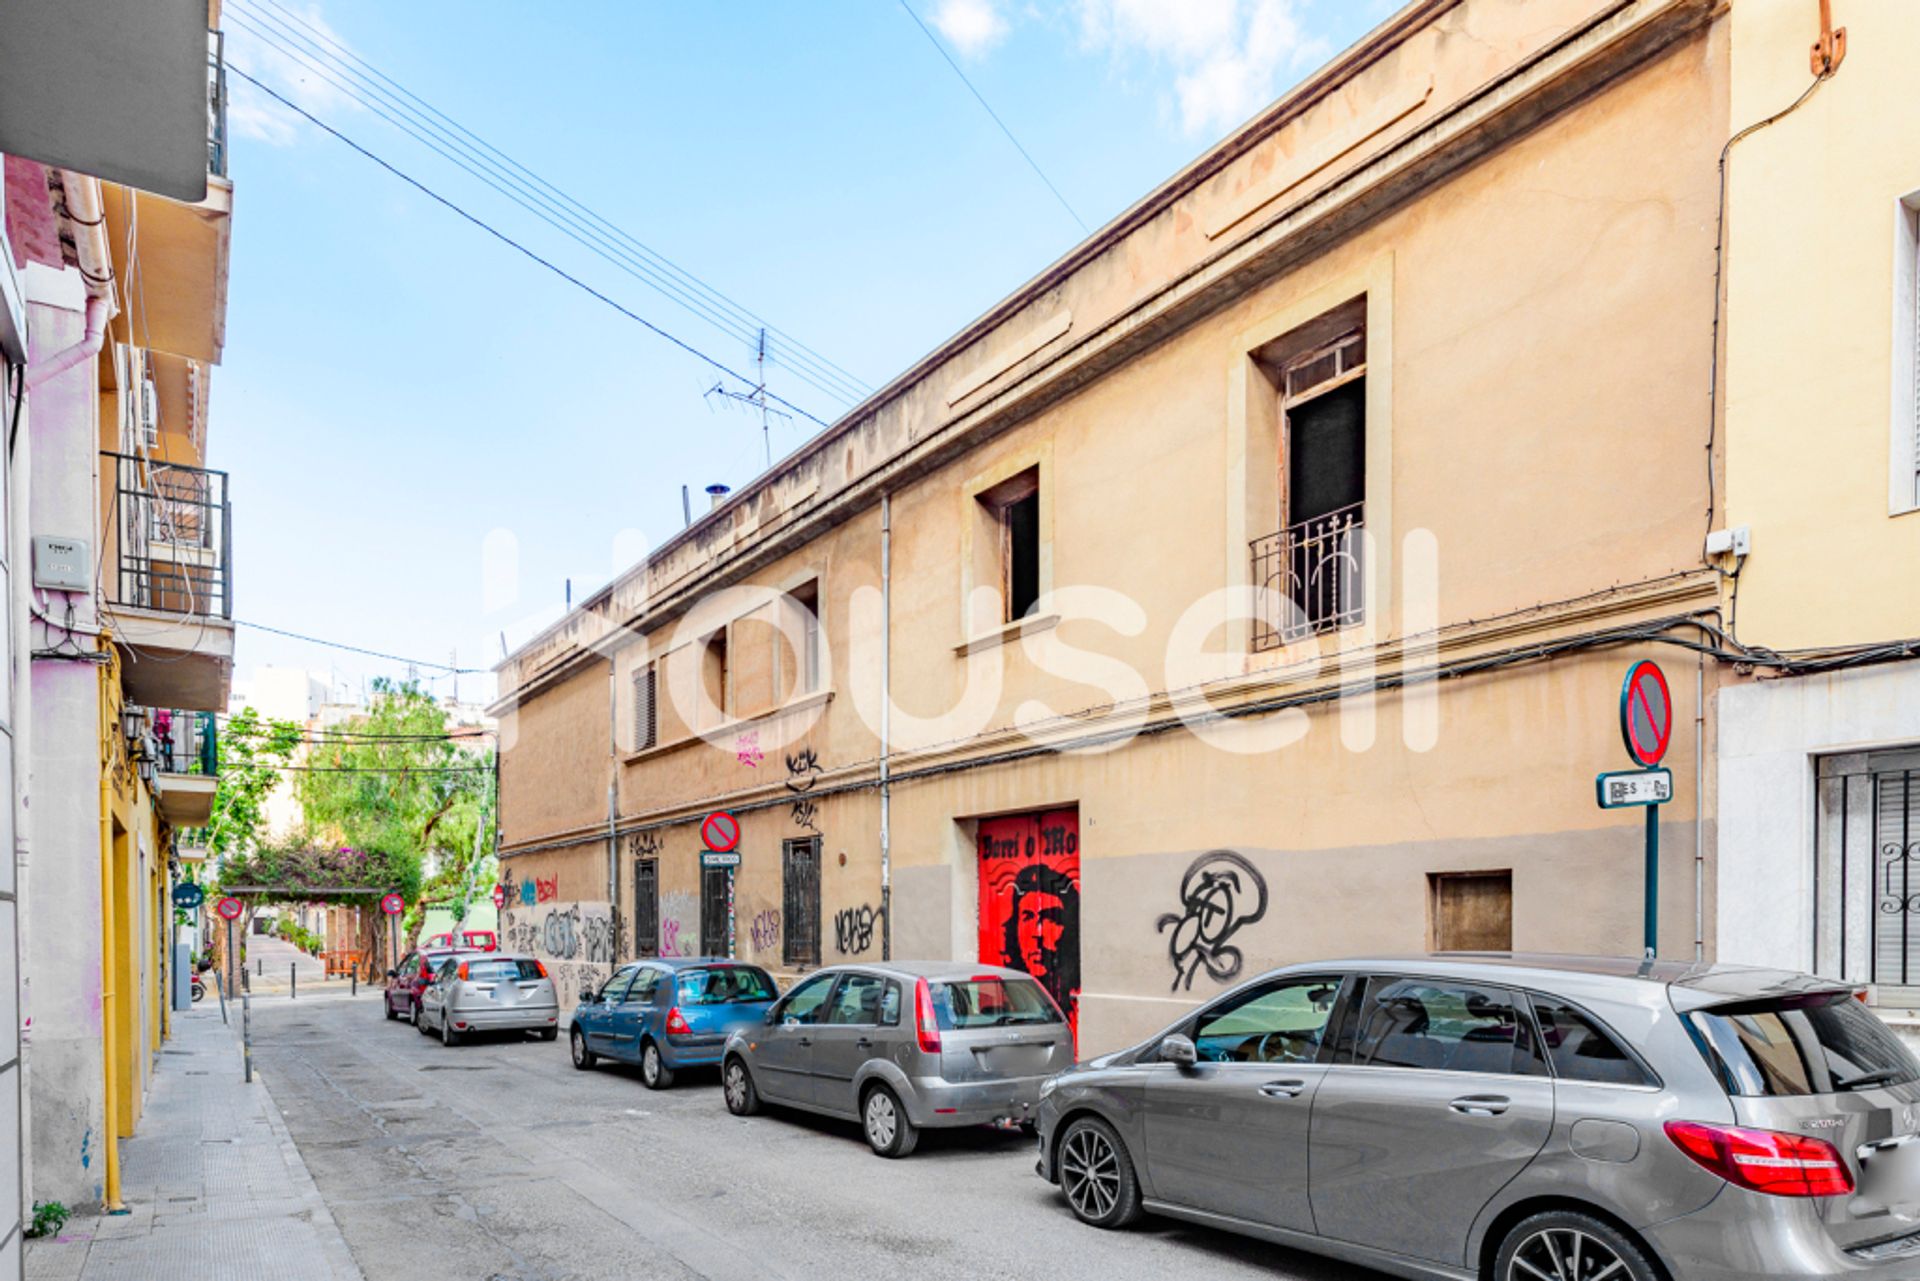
138, 376, 159, 450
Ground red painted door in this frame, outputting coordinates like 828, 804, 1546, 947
977, 809, 1080, 1044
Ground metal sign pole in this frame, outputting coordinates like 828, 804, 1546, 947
1644, 803, 1660, 959
225, 918, 235, 1000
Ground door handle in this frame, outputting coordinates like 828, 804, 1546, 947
1259, 1079, 1307, 1099
797, 1036, 813, 1047
855, 1037, 873, 1049
1449, 1095, 1511, 1117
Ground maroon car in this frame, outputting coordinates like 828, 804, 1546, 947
384, 947, 465, 1024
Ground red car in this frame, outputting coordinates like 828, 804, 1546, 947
384, 947, 466, 1024
424, 929, 498, 952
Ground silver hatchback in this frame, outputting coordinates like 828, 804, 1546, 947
418, 952, 559, 1046
721, 961, 1071, 1157
1034, 954, 1920, 1281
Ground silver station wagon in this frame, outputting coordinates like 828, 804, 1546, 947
722, 960, 1071, 1157
1035, 954, 1920, 1281
418, 952, 559, 1046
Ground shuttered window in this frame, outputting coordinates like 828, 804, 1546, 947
632, 665, 656, 752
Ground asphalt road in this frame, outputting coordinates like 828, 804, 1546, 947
249, 991, 1383, 1281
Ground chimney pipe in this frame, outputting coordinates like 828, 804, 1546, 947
705, 483, 731, 513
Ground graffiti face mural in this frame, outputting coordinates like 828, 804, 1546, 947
1157, 850, 1269, 992
977, 809, 1080, 1042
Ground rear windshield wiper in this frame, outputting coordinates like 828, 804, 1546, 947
1835, 1067, 1907, 1092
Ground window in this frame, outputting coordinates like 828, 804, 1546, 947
596, 969, 637, 1004
703, 631, 730, 723
977, 467, 1040, 623
632, 664, 657, 751
626, 968, 662, 1002
700, 866, 730, 957
1429, 871, 1513, 952
932, 976, 1060, 1029
825, 973, 888, 1025
1349, 978, 1543, 1076
776, 973, 837, 1026
677, 966, 777, 1006
788, 580, 821, 696
462, 958, 543, 983
1190, 976, 1342, 1064
782, 838, 821, 968
633, 858, 659, 958
1894, 197, 1920, 514
1690, 992, 1920, 1097
1531, 999, 1655, 1087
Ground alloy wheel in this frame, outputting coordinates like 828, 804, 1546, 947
643, 1044, 660, 1086
1507, 1226, 1628, 1281
864, 1090, 897, 1149
1060, 1126, 1122, 1222
571, 1030, 588, 1068
724, 1061, 751, 1113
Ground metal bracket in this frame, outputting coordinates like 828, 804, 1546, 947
1811, 0, 1847, 76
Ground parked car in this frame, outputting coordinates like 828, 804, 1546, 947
570, 957, 779, 1089
722, 961, 1071, 1157
417, 952, 558, 1046
383, 946, 465, 1024
1034, 953, 1920, 1281
424, 929, 498, 952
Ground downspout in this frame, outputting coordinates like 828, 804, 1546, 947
27, 173, 116, 394
95, 639, 123, 1213
607, 660, 618, 939
25, 293, 106, 394
1694, 652, 1706, 962
879, 494, 892, 961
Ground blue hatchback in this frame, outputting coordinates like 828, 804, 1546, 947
569, 957, 780, 1089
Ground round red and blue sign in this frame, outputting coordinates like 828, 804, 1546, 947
380, 892, 405, 917
701, 811, 740, 853
214, 896, 243, 922
1619, 660, 1673, 768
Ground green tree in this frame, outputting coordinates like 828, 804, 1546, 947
204, 706, 302, 860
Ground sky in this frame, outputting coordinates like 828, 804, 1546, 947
211, 0, 1392, 709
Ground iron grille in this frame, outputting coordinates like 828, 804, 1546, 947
208, 35, 229, 179
151, 708, 217, 776
633, 666, 656, 752
700, 867, 731, 958
104, 451, 232, 619
783, 838, 821, 967
633, 858, 658, 958
1815, 750, 1920, 994
1250, 501, 1363, 651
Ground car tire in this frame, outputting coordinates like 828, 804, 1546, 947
408, 1000, 420, 1027
538, 1027, 558, 1042
1495, 1210, 1662, 1281
1057, 1116, 1143, 1229
570, 1027, 597, 1071
723, 1056, 760, 1116
861, 1084, 919, 1159
384, 1001, 397, 1021
441, 1016, 460, 1048
415, 1007, 432, 1036
641, 1040, 675, 1090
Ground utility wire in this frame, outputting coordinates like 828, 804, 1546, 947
226, 64, 833, 430
234, 618, 489, 672
224, 0, 871, 409
895, 0, 1088, 235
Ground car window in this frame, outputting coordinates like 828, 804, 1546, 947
596, 969, 637, 1004
396, 952, 416, 975
1689, 992, 1920, 1096
824, 974, 887, 1025
626, 968, 661, 1001
880, 982, 902, 1026
932, 977, 1060, 1029
679, 966, 778, 1006
1192, 977, 1342, 1064
778, 974, 837, 1026
1350, 978, 1542, 1076
432, 958, 459, 983
464, 958, 542, 983
1532, 999, 1656, 1087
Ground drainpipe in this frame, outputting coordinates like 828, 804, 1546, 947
95, 640, 123, 1213
27, 174, 116, 393
25, 293, 106, 393
879, 494, 892, 961
607, 661, 618, 937
1694, 653, 1706, 962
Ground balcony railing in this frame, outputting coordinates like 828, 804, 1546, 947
147, 708, 218, 777
208, 34, 229, 179
104, 451, 232, 620
1250, 501, 1364, 652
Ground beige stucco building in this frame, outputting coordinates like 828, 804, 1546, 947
493, 0, 1919, 1056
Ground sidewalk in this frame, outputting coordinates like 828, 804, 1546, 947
25, 1002, 362, 1281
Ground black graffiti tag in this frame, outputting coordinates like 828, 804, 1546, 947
785, 746, 823, 793
1157, 851, 1268, 992
833, 904, 880, 955
790, 798, 820, 833
628, 831, 663, 858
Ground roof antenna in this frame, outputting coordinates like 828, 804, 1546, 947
565, 578, 572, 609
704, 327, 790, 469
681, 484, 693, 528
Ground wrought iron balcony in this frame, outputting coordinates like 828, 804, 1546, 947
1250, 501, 1364, 652
208, 35, 229, 179
150, 708, 218, 778
130, 705, 219, 826
103, 451, 232, 620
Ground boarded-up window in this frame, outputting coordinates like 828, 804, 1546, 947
1429, 871, 1513, 952
633, 858, 658, 957
783, 837, 821, 968
631, 665, 656, 752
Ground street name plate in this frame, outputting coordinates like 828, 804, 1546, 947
1595, 768, 1672, 809
700, 850, 741, 869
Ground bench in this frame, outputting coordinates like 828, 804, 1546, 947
321, 949, 364, 979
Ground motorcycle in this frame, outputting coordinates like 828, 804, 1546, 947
190, 973, 207, 1003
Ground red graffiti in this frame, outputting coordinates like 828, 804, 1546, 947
535, 877, 558, 903
977, 809, 1081, 1047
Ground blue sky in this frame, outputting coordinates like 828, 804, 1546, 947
212, 0, 1388, 707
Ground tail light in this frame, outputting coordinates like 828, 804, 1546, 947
456, 962, 469, 981
533, 960, 549, 979
1665, 1120, 1855, 1197
666, 1007, 692, 1036
914, 978, 942, 1054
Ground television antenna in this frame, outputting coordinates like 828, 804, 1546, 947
704, 328, 792, 468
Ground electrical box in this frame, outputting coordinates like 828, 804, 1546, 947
32, 535, 91, 592
1704, 526, 1752, 558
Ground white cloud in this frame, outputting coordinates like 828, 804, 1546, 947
931, 0, 1010, 57
223, 4, 363, 147
1076, 0, 1330, 137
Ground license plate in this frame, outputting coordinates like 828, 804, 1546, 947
1857, 1135, 1920, 1213
983, 1045, 1049, 1073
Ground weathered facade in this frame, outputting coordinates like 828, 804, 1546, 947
492, 0, 1881, 1057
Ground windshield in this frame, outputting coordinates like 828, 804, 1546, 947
934, 977, 1060, 1029
1689, 992, 1920, 1096
463, 958, 543, 983
676, 966, 777, 1005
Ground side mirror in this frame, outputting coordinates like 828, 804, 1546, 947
385, 969, 397, 979
764, 1007, 779, 1025
1158, 1033, 1198, 1068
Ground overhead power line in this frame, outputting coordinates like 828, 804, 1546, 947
234, 618, 491, 673
224, 0, 871, 411
895, 0, 1088, 234
225, 65, 833, 430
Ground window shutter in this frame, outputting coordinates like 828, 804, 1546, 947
632, 665, 656, 752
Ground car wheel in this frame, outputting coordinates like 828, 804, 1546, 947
723, 1057, 759, 1116
862, 1084, 919, 1158
641, 1041, 675, 1090
1057, 1116, 1142, 1229
570, 1027, 597, 1071
408, 1000, 420, 1027
1496, 1211, 1661, 1281
441, 1017, 459, 1047
538, 1027, 558, 1042
385, 1000, 397, 1021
